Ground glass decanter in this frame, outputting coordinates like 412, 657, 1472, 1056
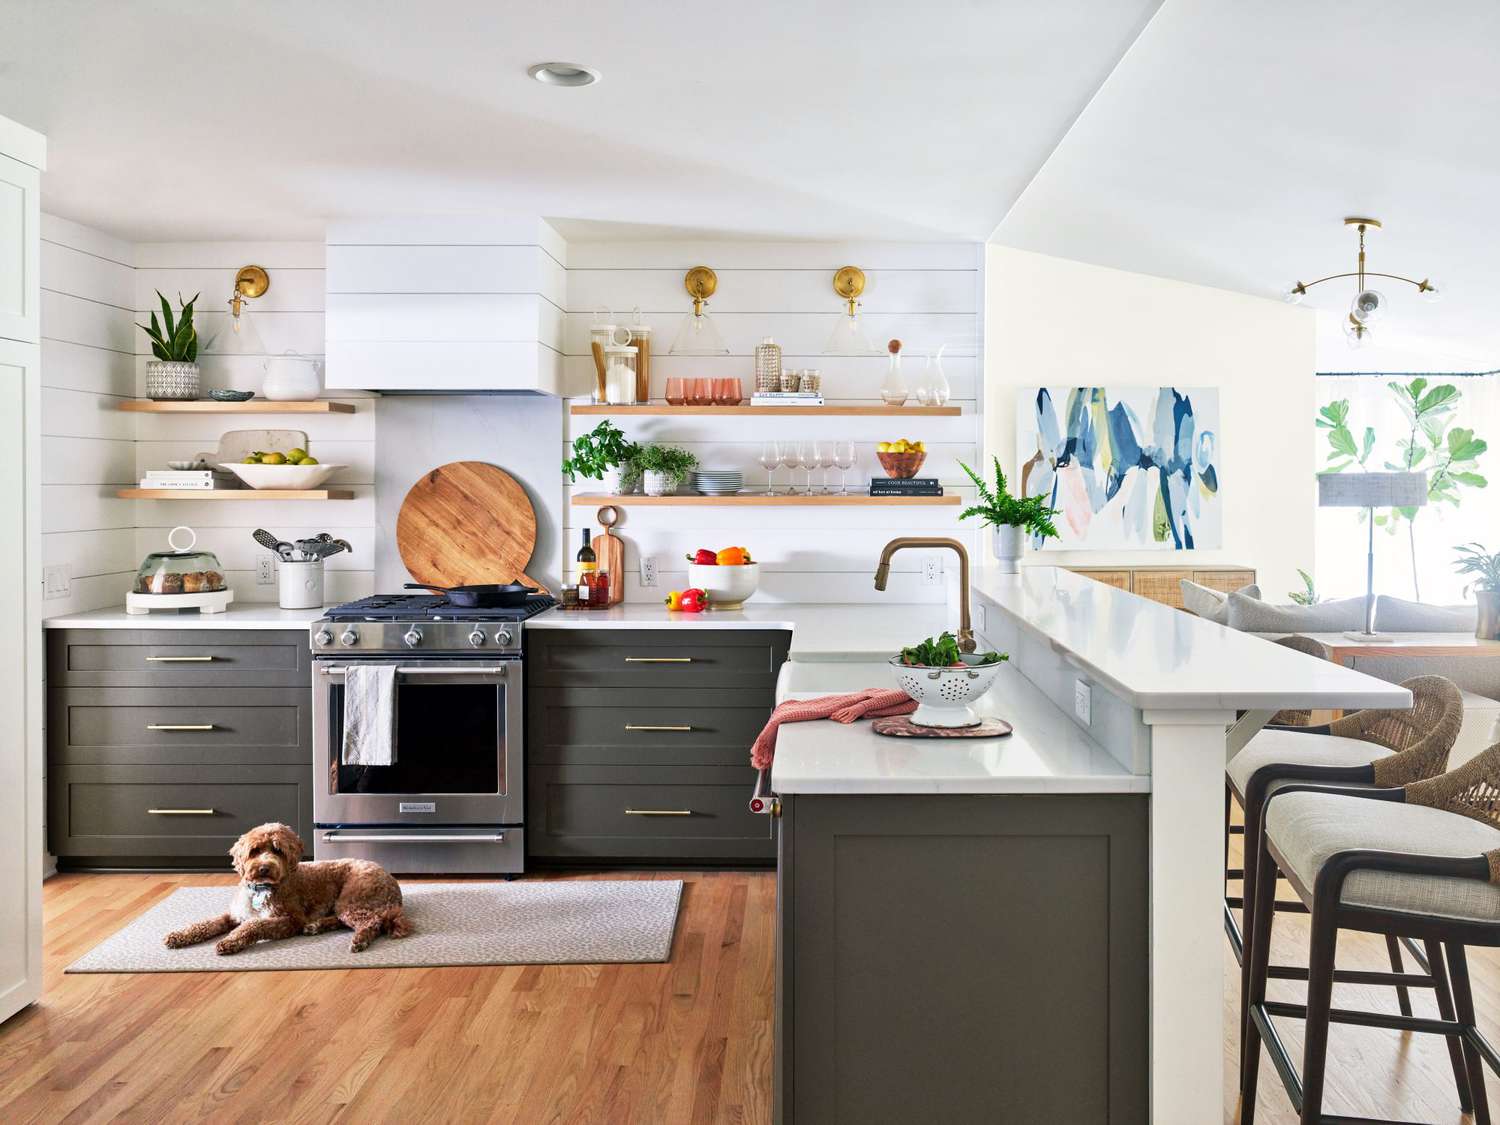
879, 338, 908, 406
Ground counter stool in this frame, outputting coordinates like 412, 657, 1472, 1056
1242, 745, 1500, 1124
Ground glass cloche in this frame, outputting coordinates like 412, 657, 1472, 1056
133, 526, 225, 595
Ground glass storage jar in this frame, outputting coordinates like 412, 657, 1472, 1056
133, 526, 226, 595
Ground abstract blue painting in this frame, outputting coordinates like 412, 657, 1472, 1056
1016, 386, 1222, 550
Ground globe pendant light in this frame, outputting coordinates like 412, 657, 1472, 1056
668, 266, 730, 355
1282, 218, 1443, 343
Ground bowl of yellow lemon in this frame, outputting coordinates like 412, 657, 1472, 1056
875, 439, 927, 479
218, 448, 344, 491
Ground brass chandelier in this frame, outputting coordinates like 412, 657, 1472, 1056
1282, 217, 1442, 347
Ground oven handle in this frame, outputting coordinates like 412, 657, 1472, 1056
320, 831, 507, 844
318, 665, 509, 676
748, 768, 780, 817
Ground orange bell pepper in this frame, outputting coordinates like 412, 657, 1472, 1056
715, 546, 752, 566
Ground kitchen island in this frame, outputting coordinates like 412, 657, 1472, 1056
769, 566, 1409, 1124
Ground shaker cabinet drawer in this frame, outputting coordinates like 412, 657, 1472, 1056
529, 688, 770, 767
48, 629, 310, 687
48, 687, 312, 766
528, 764, 773, 861
528, 629, 790, 688
49, 764, 311, 861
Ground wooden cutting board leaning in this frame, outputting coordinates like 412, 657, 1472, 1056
591, 504, 625, 605
396, 461, 547, 592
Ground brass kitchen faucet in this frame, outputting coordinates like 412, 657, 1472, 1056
873, 537, 975, 653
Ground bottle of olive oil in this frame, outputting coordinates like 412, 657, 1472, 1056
576, 528, 597, 607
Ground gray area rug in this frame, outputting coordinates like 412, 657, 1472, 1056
67, 880, 684, 973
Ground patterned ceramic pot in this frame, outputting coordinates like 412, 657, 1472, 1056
992, 524, 1023, 574
145, 361, 201, 401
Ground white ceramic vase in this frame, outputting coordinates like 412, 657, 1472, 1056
643, 470, 675, 497
992, 524, 1023, 574
262, 352, 322, 401
600, 467, 625, 494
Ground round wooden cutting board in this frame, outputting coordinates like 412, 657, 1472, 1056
396, 461, 545, 591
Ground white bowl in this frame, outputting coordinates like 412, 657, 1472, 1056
217, 462, 345, 491
686, 561, 760, 609
889, 653, 1006, 727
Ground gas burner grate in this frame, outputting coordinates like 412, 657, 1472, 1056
323, 593, 557, 623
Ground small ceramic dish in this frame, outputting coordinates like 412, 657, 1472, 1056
209, 389, 256, 402
166, 459, 208, 471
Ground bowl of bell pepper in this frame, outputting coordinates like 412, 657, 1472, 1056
681, 545, 759, 610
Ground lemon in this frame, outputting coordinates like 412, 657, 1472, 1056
260, 451, 287, 465
877, 442, 891, 453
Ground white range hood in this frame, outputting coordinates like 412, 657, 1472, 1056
325, 217, 567, 394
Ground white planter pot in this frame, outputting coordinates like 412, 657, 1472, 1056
600, 467, 625, 494
145, 360, 201, 401
262, 352, 323, 401
643, 470, 675, 496
992, 525, 1023, 574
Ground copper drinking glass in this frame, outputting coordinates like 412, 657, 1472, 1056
665, 378, 686, 405
688, 377, 712, 405
713, 378, 743, 406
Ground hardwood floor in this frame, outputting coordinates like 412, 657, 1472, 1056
3, 867, 1499, 1123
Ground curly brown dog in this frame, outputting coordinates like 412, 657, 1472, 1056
163, 822, 412, 955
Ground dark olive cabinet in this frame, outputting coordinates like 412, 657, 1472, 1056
46, 629, 313, 868
776, 793, 1150, 1124
526, 628, 789, 863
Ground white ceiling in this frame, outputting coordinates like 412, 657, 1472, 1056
0, 0, 1158, 243
991, 0, 1500, 371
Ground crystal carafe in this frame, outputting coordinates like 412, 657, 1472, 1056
879, 338, 908, 406
914, 346, 951, 406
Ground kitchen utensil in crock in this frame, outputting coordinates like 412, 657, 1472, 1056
591, 505, 625, 605
401, 581, 539, 608
252, 528, 295, 561
396, 461, 546, 592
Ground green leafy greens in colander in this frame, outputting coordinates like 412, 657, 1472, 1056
898, 632, 1007, 668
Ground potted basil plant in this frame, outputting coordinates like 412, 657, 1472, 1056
562, 421, 639, 494
137, 291, 201, 400
958, 456, 1060, 572
1453, 543, 1500, 640
634, 443, 698, 497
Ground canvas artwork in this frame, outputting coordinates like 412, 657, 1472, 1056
1016, 386, 1222, 550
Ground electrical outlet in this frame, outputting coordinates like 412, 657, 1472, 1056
640, 554, 658, 588
1074, 679, 1092, 727
42, 565, 71, 600
973, 603, 987, 633
257, 552, 277, 586
922, 556, 942, 586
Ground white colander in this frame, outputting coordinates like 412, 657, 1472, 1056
889, 654, 1006, 728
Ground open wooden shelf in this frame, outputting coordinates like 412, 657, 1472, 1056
570, 492, 960, 507
118, 489, 355, 501
570, 403, 961, 417
119, 400, 356, 414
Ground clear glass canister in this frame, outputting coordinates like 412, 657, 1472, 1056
604, 345, 639, 404
134, 525, 226, 595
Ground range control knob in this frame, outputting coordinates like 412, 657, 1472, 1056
403, 628, 423, 648
314, 629, 333, 647
493, 627, 514, 647
339, 629, 358, 647
468, 629, 487, 648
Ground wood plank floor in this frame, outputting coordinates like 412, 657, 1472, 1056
2, 868, 1499, 1123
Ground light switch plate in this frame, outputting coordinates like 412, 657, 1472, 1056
1074, 679, 1092, 726
42, 565, 71, 600
973, 603, 987, 632
640, 554, 658, 588
256, 553, 277, 585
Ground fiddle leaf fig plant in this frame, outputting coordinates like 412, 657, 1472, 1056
958, 457, 1060, 539
136, 290, 200, 362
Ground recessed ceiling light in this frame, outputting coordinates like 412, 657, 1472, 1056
528, 62, 600, 88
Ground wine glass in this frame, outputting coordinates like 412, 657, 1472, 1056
817, 439, 837, 495
759, 440, 782, 496
797, 442, 817, 494
782, 441, 805, 495
834, 439, 857, 495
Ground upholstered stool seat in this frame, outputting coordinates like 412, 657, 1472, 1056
1266, 791, 1500, 923
1227, 729, 1394, 800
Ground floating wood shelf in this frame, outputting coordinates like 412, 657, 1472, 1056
569, 403, 961, 417
119, 400, 356, 414
570, 493, 960, 507
118, 489, 355, 501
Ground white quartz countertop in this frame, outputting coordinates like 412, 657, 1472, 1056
973, 567, 1411, 711
43, 605, 330, 630
529, 602, 953, 661
770, 662, 1147, 795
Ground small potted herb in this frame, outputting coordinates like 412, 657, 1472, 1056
137, 291, 201, 401
957, 457, 1060, 573
562, 420, 639, 494
1453, 543, 1500, 639
635, 443, 698, 496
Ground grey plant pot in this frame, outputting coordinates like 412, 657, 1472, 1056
992, 524, 1023, 574
145, 360, 201, 401
1478, 590, 1500, 641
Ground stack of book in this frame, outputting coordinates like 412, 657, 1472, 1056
138, 469, 238, 491
749, 391, 824, 407
870, 477, 944, 497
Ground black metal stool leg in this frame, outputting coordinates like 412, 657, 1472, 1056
1240, 829, 1281, 1125
1384, 933, 1413, 1016
1446, 943, 1492, 1125
1425, 937, 1474, 1113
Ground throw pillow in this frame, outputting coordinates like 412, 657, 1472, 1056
1373, 596, 1478, 633
1180, 580, 1260, 624
1227, 591, 1367, 632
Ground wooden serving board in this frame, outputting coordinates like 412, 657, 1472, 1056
591, 528, 625, 605
396, 461, 545, 591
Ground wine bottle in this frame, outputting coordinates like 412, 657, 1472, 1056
577, 528, 596, 606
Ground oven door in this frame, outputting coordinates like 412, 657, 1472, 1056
313, 657, 522, 826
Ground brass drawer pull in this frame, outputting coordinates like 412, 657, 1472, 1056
148, 808, 215, 815
624, 808, 693, 817
624, 657, 693, 663
146, 655, 216, 663
624, 724, 693, 732
146, 724, 216, 732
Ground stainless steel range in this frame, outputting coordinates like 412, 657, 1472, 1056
309, 593, 555, 874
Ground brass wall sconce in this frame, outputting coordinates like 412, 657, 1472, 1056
824, 265, 876, 354
669, 265, 730, 355
229, 265, 269, 334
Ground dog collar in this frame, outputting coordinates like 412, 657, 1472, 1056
247, 883, 275, 910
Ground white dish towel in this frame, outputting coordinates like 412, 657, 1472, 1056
342, 664, 397, 766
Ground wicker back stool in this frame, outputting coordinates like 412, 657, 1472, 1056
1241, 743, 1500, 1124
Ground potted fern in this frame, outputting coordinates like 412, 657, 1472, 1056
1453, 543, 1500, 639
958, 457, 1060, 573
137, 291, 201, 400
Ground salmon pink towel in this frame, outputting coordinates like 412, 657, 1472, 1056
749, 689, 917, 770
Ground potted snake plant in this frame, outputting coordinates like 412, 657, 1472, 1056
958, 457, 1061, 572
1453, 543, 1500, 639
137, 291, 201, 400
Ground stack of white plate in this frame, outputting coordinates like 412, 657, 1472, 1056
691, 470, 744, 496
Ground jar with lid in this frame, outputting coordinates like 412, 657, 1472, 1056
754, 337, 783, 393
604, 345, 639, 404
133, 526, 226, 595
628, 312, 652, 402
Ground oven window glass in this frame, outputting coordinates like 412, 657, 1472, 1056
329, 681, 502, 794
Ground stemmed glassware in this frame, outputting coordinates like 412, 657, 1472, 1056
759, 440, 782, 496
783, 441, 807, 495
834, 440, 856, 495
816, 440, 837, 495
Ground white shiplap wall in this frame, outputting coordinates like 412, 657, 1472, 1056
130, 243, 376, 603
562, 242, 983, 603
39, 215, 138, 613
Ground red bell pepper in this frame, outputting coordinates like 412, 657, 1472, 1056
679, 588, 709, 613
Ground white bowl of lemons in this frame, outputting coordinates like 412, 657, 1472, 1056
218, 448, 344, 491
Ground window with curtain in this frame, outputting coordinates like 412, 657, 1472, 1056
1315, 372, 1498, 606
